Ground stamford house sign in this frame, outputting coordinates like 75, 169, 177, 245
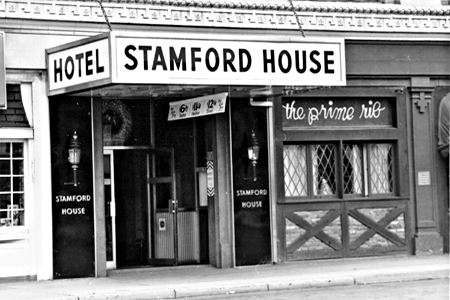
46, 32, 346, 96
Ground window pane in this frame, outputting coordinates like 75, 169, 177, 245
370, 144, 394, 194
13, 160, 23, 175
0, 160, 11, 175
12, 143, 23, 158
12, 194, 25, 226
17, 210, 24, 225
13, 194, 24, 208
0, 194, 11, 209
0, 194, 11, 227
312, 144, 336, 196
0, 143, 10, 158
13, 177, 24, 192
343, 144, 363, 195
0, 177, 11, 192
283, 145, 307, 197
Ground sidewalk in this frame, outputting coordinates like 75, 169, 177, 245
0, 254, 448, 300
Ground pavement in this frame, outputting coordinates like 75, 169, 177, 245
0, 254, 448, 300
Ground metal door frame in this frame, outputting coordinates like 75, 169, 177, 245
148, 147, 178, 266
103, 149, 117, 269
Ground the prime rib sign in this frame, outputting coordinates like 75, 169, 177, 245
282, 97, 394, 128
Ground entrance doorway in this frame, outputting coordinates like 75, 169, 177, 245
102, 98, 208, 269
104, 147, 181, 268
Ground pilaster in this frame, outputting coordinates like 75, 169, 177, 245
210, 112, 234, 268
409, 77, 443, 254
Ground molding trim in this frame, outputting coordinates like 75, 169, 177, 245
0, 127, 33, 138
410, 86, 434, 114
0, 0, 449, 33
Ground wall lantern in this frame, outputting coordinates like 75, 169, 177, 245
247, 130, 260, 181
65, 131, 81, 187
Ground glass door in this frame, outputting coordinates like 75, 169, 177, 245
148, 147, 178, 266
103, 150, 116, 269
104, 147, 177, 268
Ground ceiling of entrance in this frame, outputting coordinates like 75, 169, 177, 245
72, 84, 269, 100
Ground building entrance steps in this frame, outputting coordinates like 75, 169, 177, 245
0, 255, 448, 300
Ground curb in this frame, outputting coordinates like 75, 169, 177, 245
354, 269, 449, 285
134, 269, 448, 299
268, 276, 355, 291
79, 288, 175, 300
175, 282, 268, 298
1, 265, 448, 300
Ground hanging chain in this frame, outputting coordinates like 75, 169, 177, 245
288, 0, 305, 38
98, 0, 112, 31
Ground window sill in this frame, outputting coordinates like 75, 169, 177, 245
279, 196, 409, 204
0, 227, 29, 242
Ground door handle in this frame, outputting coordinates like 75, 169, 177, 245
169, 199, 177, 214
110, 201, 116, 217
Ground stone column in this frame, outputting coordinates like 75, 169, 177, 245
409, 77, 443, 254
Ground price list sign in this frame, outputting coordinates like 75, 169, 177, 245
168, 93, 227, 121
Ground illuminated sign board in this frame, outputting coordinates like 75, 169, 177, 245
47, 36, 110, 94
47, 32, 346, 96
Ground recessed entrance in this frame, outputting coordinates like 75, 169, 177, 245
102, 98, 209, 269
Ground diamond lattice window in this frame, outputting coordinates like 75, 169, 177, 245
283, 142, 395, 200
343, 144, 363, 195
370, 144, 394, 194
312, 144, 336, 196
284, 145, 307, 197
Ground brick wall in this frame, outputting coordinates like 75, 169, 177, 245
286, 207, 406, 259
0, 85, 29, 128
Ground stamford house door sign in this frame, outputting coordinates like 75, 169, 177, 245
231, 99, 271, 266
50, 97, 95, 279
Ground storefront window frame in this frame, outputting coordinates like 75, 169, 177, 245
283, 140, 398, 202
275, 86, 408, 205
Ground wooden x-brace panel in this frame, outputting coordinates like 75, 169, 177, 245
348, 207, 405, 250
286, 209, 341, 253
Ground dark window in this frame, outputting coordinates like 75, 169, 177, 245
284, 142, 395, 200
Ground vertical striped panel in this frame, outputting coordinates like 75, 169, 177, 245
177, 211, 200, 263
155, 212, 174, 259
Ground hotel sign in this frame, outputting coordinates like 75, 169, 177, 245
47, 32, 346, 96
47, 38, 110, 93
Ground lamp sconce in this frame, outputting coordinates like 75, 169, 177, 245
246, 130, 260, 181
64, 131, 81, 187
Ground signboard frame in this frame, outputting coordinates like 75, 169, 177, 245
46, 33, 113, 96
47, 32, 346, 96
281, 97, 396, 129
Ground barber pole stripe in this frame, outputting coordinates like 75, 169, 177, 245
207, 160, 214, 197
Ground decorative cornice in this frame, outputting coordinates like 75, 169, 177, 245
0, 0, 449, 33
